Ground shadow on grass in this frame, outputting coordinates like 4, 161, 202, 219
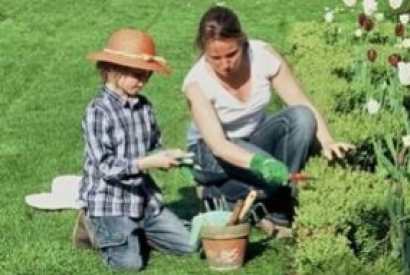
165, 186, 202, 221
245, 238, 272, 263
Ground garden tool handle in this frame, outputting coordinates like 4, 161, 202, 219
288, 173, 317, 182
239, 190, 258, 222
227, 199, 244, 226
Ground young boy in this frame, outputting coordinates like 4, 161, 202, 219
73, 28, 194, 271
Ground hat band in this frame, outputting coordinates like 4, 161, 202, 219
103, 49, 166, 65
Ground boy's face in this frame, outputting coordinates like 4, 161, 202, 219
113, 68, 153, 97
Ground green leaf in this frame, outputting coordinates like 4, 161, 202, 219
374, 140, 402, 180
402, 232, 410, 273
402, 108, 410, 135
384, 135, 398, 167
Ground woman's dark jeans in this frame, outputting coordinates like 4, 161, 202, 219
188, 105, 317, 224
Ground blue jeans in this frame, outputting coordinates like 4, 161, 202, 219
89, 208, 194, 271
189, 106, 317, 223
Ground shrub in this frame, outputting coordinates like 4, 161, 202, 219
286, 21, 408, 274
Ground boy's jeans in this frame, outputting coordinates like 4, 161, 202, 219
189, 106, 317, 223
89, 207, 194, 271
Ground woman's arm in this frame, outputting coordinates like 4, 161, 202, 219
184, 82, 253, 168
265, 45, 354, 159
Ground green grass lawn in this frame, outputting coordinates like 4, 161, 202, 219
0, 0, 340, 274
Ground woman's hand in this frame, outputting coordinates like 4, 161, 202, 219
250, 152, 289, 185
321, 140, 355, 161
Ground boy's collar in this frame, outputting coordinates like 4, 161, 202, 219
103, 85, 140, 108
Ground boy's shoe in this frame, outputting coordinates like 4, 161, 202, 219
265, 212, 291, 227
72, 210, 97, 250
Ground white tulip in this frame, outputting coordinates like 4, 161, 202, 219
402, 38, 410, 48
343, 0, 357, 7
400, 14, 410, 24
354, 28, 363, 37
403, 135, 410, 147
398, 61, 410, 86
363, 0, 378, 16
324, 11, 334, 23
365, 99, 381, 114
389, 0, 403, 10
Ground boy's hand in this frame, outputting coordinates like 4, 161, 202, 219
250, 152, 289, 186
138, 149, 193, 170
164, 149, 192, 160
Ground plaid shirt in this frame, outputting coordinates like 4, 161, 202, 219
79, 86, 163, 218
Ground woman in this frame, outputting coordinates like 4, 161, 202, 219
182, 6, 354, 236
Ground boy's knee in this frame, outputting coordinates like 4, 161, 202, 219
168, 233, 197, 255
179, 243, 197, 254
171, 245, 197, 255
105, 255, 144, 271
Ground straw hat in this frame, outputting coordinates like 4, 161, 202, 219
25, 175, 82, 210
87, 29, 170, 74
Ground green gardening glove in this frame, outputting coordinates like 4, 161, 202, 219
250, 152, 289, 186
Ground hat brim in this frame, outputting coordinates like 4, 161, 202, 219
87, 51, 171, 74
25, 193, 81, 210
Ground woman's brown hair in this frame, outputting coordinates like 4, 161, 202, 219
195, 6, 249, 54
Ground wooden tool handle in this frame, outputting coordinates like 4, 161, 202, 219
289, 173, 316, 182
239, 190, 257, 221
227, 200, 244, 226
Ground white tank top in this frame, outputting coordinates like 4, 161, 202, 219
182, 40, 282, 145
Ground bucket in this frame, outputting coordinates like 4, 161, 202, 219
200, 223, 250, 271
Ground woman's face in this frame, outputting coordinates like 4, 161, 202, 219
204, 38, 245, 78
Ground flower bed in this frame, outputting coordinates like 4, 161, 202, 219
286, 1, 410, 274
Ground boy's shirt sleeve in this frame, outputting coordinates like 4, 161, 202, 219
150, 110, 163, 152
83, 106, 143, 184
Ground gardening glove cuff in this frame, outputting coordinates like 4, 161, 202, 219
250, 152, 289, 186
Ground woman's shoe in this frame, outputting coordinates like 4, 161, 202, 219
256, 218, 276, 236
273, 224, 293, 239
256, 218, 292, 239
